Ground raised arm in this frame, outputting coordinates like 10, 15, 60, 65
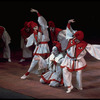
66, 19, 76, 40
30, 8, 48, 30
30, 8, 41, 17
67, 19, 75, 29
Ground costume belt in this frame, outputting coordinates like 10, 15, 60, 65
39, 42, 48, 44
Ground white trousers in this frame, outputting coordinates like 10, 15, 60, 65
28, 55, 39, 72
63, 67, 82, 89
27, 55, 46, 74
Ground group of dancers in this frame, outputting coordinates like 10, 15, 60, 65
1, 8, 100, 93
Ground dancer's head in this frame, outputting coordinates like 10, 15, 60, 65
73, 31, 84, 43
48, 21, 55, 32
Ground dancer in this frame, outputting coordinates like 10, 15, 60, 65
35, 41, 64, 87
61, 19, 100, 93
48, 21, 67, 52
20, 21, 34, 62
21, 9, 50, 79
0, 26, 11, 62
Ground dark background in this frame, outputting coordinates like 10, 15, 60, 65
0, 0, 100, 50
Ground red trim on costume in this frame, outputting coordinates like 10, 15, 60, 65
51, 60, 57, 66
48, 73, 53, 83
66, 39, 87, 58
60, 65, 66, 68
61, 65, 87, 72
39, 42, 48, 44
25, 72, 30, 76
67, 23, 71, 29
66, 39, 76, 50
49, 79, 60, 83
33, 46, 39, 55
33, 42, 49, 56
41, 72, 53, 84
60, 76, 63, 85
67, 65, 87, 72
75, 41, 87, 57
66, 52, 74, 59
67, 86, 71, 88
37, 12, 41, 17
41, 69, 63, 85
41, 75, 50, 84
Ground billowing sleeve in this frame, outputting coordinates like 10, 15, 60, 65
57, 29, 68, 51
26, 34, 35, 47
85, 43, 100, 60
38, 15, 48, 30
66, 23, 77, 40
37, 14, 50, 41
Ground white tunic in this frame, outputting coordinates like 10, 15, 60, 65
61, 25, 100, 71
2, 27, 11, 59
21, 36, 33, 58
26, 16, 50, 56
39, 53, 64, 84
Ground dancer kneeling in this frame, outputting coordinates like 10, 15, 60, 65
35, 41, 64, 87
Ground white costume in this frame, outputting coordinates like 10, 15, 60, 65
26, 14, 50, 74
21, 10, 50, 79
39, 52, 64, 87
21, 36, 33, 59
20, 21, 34, 62
61, 22, 100, 93
0, 26, 11, 62
48, 21, 68, 52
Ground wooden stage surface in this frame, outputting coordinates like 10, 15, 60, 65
0, 51, 100, 99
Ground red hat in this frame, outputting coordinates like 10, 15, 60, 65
53, 41, 62, 52
48, 21, 55, 28
24, 21, 30, 28
29, 21, 38, 28
74, 31, 84, 41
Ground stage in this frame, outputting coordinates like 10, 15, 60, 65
0, 50, 100, 99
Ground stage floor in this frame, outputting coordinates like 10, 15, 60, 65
0, 50, 100, 99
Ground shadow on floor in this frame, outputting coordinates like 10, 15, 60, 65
0, 87, 35, 99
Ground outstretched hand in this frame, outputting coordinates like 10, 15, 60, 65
68, 19, 75, 23
30, 8, 38, 13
